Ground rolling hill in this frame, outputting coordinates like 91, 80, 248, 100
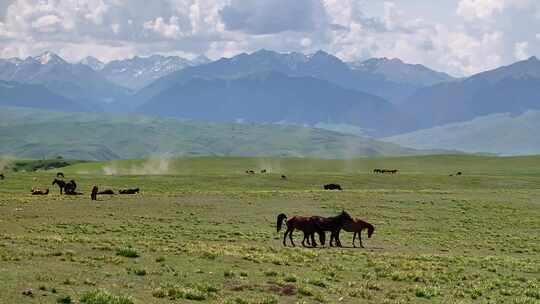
0, 106, 434, 161
383, 111, 540, 155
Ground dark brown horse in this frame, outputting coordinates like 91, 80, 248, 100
341, 219, 375, 248
277, 213, 325, 247
310, 211, 353, 247
0, 173, 4, 180
91, 186, 98, 201
119, 188, 139, 194
52, 179, 77, 195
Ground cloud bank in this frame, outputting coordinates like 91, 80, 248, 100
0, 0, 539, 76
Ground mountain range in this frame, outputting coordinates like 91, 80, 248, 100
2, 49, 540, 155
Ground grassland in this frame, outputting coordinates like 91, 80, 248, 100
0, 155, 539, 303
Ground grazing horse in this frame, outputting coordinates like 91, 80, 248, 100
456, 171, 462, 176
281, 175, 287, 180
31, 188, 49, 195
119, 188, 139, 194
277, 213, 325, 247
341, 219, 375, 248
260, 169, 267, 173
310, 211, 353, 247
98, 189, 115, 195
373, 169, 382, 174
56, 172, 64, 178
91, 186, 98, 201
53, 179, 77, 195
246, 170, 255, 174
52, 179, 66, 194
0, 173, 4, 180
324, 184, 342, 190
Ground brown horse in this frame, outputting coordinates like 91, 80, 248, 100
277, 213, 325, 247
31, 188, 49, 195
341, 219, 375, 248
310, 211, 353, 247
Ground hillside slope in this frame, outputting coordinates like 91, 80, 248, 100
0, 107, 431, 160
384, 111, 540, 155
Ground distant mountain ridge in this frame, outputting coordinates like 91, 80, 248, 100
82, 54, 211, 90
0, 80, 87, 112
137, 71, 411, 136
400, 56, 540, 131
0, 51, 130, 110
348, 57, 455, 87
133, 49, 440, 106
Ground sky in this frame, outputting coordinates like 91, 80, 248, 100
1, 0, 540, 76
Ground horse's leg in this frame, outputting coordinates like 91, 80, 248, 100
329, 231, 335, 247
310, 232, 317, 248
352, 232, 357, 248
289, 229, 295, 247
301, 231, 308, 247
283, 229, 290, 246
359, 231, 364, 248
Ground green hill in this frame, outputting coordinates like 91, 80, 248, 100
0, 107, 432, 161
384, 111, 540, 155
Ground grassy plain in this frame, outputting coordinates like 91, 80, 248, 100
0, 155, 539, 303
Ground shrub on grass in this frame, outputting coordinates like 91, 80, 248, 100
116, 248, 139, 258
80, 290, 133, 304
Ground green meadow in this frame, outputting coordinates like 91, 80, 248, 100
0, 155, 539, 303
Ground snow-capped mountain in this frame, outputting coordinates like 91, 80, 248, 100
80, 56, 105, 71
98, 55, 211, 90
348, 57, 455, 87
0, 51, 131, 109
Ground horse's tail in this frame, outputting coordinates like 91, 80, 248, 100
277, 213, 287, 232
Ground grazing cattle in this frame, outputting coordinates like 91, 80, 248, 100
341, 219, 375, 248
277, 213, 325, 247
281, 175, 287, 180
56, 172, 64, 178
0, 173, 4, 180
31, 188, 49, 195
119, 188, 139, 194
260, 169, 267, 173
98, 189, 115, 195
91, 186, 98, 201
323, 183, 342, 190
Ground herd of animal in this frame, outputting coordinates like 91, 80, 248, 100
26, 172, 140, 199
277, 211, 374, 248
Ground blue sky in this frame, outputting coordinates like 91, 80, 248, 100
1, 0, 539, 76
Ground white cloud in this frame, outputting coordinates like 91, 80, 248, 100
514, 41, 529, 60
0, 0, 537, 76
